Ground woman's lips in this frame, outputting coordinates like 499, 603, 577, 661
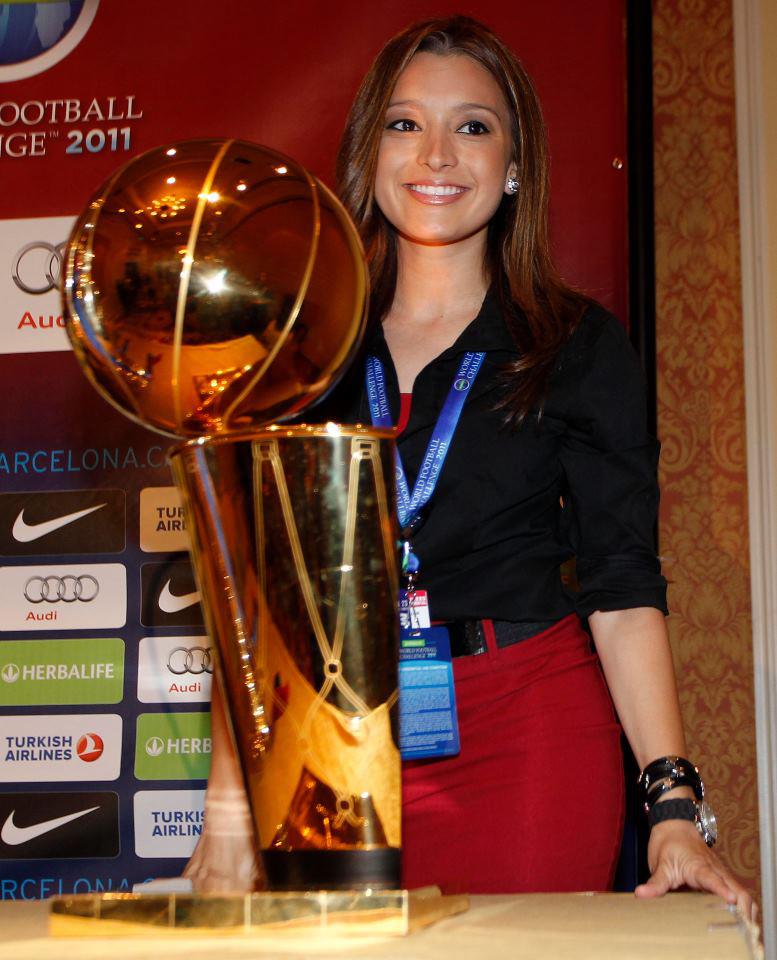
403, 183, 469, 205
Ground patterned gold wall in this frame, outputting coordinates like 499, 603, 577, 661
653, 0, 760, 892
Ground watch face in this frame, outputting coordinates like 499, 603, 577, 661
698, 800, 718, 846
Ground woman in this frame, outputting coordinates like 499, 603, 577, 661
189, 15, 752, 913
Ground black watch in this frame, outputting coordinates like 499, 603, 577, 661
648, 797, 718, 847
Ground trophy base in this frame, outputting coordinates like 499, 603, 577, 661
49, 886, 468, 938
263, 848, 401, 890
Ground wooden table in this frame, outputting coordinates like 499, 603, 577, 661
0, 892, 761, 960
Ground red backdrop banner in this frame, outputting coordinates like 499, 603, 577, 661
1, 0, 628, 314
0, 0, 628, 898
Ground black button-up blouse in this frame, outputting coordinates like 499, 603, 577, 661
324, 291, 668, 624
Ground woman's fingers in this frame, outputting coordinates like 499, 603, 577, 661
183, 831, 262, 892
634, 863, 671, 898
684, 861, 737, 902
689, 867, 756, 924
637, 826, 756, 922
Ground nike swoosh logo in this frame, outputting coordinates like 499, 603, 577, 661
158, 579, 200, 613
1, 806, 99, 845
12, 504, 106, 543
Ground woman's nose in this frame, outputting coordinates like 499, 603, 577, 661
417, 126, 457, 171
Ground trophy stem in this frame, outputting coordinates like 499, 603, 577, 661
170, 426, 401, 891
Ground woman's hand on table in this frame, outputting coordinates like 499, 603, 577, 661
183, 825, 262, 893
182, 786, 263, 893
635, 819, 756, 921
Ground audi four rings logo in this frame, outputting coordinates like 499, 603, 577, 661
167, 646, 213, 675
12, 241, 66, 295
24, 575, 99, 604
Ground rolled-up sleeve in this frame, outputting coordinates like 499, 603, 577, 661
556, 312, 668, 617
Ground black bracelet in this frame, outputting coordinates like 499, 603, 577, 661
646, 773, 704, 805
638, 756, 704, 811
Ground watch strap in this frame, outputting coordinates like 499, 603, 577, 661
648, 798, 697, 828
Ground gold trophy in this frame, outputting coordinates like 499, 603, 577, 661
61, 140, 403, 893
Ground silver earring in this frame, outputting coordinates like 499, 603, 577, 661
506, 176, 519, 195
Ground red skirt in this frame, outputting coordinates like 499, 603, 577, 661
401, 614, 625, 894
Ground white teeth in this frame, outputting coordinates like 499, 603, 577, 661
408, 184, 464, 196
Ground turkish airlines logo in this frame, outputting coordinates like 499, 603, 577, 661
76, 733, 104, 763
0, 490, 125, 556
0, 791, 118, 859
134, 789, 205, 859
0, 714, 122, 783
139, 487, 189, 553
141, 561, 204, 628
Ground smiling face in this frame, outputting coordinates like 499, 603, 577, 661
374, 51, 517, 248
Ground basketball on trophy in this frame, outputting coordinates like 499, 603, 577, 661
63, 138, 368, 437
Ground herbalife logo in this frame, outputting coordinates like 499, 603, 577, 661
134, 713, 212, 781
145, 737, 164, 757
1, 665, 19, 684
0, 639, 124, 707
143, 735, 209, 757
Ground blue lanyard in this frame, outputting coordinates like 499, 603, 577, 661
365, 351, 485, 528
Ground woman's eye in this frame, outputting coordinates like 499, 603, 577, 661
457, 120, 489, 135
386, 118, 419, 132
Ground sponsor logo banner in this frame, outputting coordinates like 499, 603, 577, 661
137, 636, 213, 704
0, 790, 119, 860
139, 487, 189, 553
0, 94, 142, 164
0, 637, 124, 705
140, 560, 203, 628
0, 1, 100, 83
0, 874, 138, 901
0, 216, 75, 354
134, 713, 211, 781
0, 488, 125, 556
0, 562, 126, 631
133, 789, 205, 859
0, 444, 167, 477
0, 713, 122, 782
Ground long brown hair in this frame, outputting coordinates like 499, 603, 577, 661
336, 15, 592, 423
